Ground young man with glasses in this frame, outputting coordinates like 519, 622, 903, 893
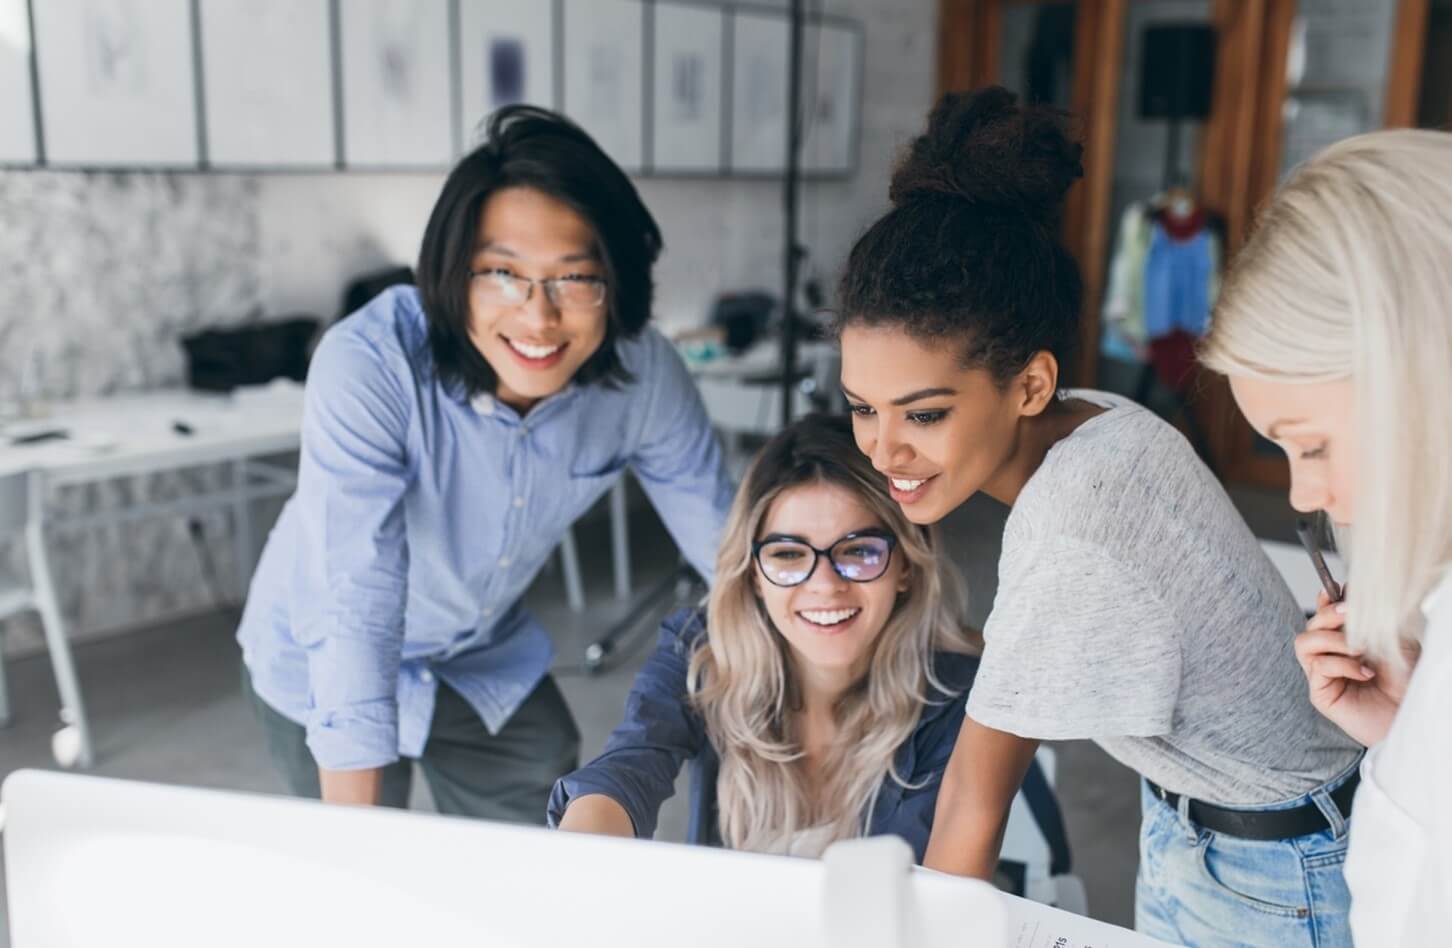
236, 107, 733, 821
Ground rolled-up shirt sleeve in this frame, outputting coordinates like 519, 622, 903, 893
628, 333, 734, 583
289, 328, 414, 771
548, 611, 709, 838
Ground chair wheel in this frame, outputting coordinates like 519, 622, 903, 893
52, 724, 83, 768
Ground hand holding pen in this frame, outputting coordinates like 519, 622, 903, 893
1293, 519, 1411, 747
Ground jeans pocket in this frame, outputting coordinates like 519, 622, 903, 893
1195, 833, 1311, 920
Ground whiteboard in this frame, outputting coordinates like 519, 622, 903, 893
199, 0, 335, 168
562, 0, 644, 172
32, 0, 198, 167
457, 0, 555, 152
339, 0, 453, 168
730, 9, 789, 174
651, 2, 725, 174
0, 0, 35, 163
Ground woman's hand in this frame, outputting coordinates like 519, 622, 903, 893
1295, 590, 1415, 748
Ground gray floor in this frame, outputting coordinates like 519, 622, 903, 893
0, 481, 1295, 944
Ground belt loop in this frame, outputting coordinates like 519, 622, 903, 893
1175, 791, 1197, 841
1310, 784, 1349, 840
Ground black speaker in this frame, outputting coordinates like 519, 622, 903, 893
1139, 24, 1216, 120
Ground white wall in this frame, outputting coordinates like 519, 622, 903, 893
255, 0, 940, 332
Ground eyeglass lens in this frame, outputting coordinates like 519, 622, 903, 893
755, 534, 892, 587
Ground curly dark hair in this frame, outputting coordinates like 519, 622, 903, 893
416, 105, 664, 397
837, 86, 1084, 385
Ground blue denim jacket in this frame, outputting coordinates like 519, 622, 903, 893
548, 607, 980, 863
237, 287, 734, 770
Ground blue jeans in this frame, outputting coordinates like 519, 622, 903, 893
1135, 759, 1358, 947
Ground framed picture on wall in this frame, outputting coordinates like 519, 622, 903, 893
457, 0, 555, 151
0, 0, 37, 164
199, 0, 335, 168
32, 0, 198, 167
650, 2, 725, 174
562, 0, 644, 172
729, 9, 789, 174
802, 19, 862, 176
338, 0, 453, 169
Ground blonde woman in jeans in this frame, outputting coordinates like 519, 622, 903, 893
1202, 128, 1452, 944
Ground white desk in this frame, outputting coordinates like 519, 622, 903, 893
0, 385, 304, 598
683, 341, 835, 462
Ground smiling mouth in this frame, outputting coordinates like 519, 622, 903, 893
882, 470, 940, 499
503, 335, 567, 360
797, 607, 861, 628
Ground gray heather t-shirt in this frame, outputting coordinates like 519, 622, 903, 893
967, 391, 1361, 806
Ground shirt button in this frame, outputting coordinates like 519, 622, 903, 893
482, 607, 494, 618
419, 669, 434, 684
513, 496, 525, 508
499, 556, 512, 567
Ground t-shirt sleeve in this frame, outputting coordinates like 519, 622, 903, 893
966, 534, 1182, 741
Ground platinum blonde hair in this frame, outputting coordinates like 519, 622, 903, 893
687, 414, 974, 853
1202, 129, 1452, 662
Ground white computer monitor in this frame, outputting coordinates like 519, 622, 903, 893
2, 769, 1011, 948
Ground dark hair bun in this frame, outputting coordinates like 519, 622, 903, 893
889, 86, 1083, 223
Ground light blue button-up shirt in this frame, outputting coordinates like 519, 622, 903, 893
237, 286, 734, 770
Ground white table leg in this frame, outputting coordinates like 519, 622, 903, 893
233, 458, 254, 602
0, 621, 10, 726
559, 528, 585, 613
610, 478, 630, 602
26, 485, 94, 768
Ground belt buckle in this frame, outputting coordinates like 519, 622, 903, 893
1156, 784, 1169, 802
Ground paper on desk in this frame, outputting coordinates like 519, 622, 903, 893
999, 892, 1181, 948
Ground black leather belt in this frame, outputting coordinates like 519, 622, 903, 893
1145, 772, 1359, 841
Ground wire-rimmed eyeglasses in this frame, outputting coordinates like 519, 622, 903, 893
469, 268, 608, 310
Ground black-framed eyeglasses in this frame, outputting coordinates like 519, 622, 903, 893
752, 529, 898, 588
469, 268, 608, 310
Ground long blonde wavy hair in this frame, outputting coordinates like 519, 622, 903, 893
1201, 129, 1452, 663
687, 413, 974, 853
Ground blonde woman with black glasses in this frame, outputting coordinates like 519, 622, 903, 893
550, 414, 1063, 866
1202, 128, 1452, 943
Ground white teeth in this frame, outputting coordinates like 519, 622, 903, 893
799, 608, 861, 627
891, 477, 926, 491
507, 338, 564, 359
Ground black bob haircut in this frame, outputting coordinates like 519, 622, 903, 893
416, 106, 664, 397
837, 87, 1084, 385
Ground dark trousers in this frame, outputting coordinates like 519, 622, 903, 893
242, 666, 580, 825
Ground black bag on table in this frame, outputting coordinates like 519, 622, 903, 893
180, 317, 320, 392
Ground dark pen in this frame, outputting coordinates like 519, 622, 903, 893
1295, 517, 1343, 604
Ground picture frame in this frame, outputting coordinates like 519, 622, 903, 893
562, 0, 644, 172
199, 0, 335, 169
338, 0, 454, 169
728, 8, 789, 175
802, 19, 862, 176
457, 0, 556, 151
0, 0, 37, 164
31, 0, 198, 168
649, 1, 725, 174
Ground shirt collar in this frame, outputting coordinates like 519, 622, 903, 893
1420, 567, 1452, 619
444, 375, 583, 422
